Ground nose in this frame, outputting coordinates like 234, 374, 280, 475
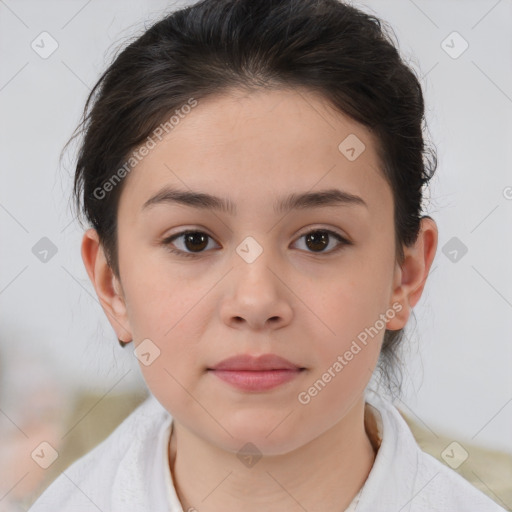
219, 253, 294, 332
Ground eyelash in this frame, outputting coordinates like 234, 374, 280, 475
161, 228, 352, 259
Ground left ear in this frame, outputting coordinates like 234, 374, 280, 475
386, 216, 438, 330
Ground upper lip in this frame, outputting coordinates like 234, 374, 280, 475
209, 353, 303, 371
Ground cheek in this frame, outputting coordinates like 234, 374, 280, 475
306, 259, 390, 376
119, 259, 209, 386
318, 275, 388, 338
121, 251, 202, 337
298, 280, 385, 414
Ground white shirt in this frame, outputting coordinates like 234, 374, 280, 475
28, 389, 507, 511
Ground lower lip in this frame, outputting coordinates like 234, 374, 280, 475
209, 369, 303, 391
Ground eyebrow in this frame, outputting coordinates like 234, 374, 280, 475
141, 186, 368, 216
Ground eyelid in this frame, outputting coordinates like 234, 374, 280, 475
295, 224, 350, 242
162, 229, 220, 259
161, 225, 352, 258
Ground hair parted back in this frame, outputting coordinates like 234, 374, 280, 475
66, 0, 437, 398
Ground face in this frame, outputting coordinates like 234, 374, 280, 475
83, 87, 431, 456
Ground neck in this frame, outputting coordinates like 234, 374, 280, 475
168, 396, 379, 512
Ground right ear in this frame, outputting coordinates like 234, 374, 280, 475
81, 228, 133, 344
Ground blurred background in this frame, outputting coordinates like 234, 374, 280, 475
0, 0, 511, 510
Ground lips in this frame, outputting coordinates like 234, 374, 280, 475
208, 353, 303, 371
207, 354, 305, 391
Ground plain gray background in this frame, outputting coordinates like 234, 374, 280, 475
1, 0, 511, 455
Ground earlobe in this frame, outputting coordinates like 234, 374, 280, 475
386, 217, 438, 331
81, 228, 133, 343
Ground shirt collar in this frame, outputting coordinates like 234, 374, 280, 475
353, 389, 421, 511
140, 389, 422, 512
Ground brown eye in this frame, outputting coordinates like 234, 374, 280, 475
182, 232, 209, 252
162, 230, 219, 258
162, 228, 350, 259
305, 231, 329, 252
294, 229, 350, 254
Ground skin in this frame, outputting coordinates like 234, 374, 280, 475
82, 87, 438, 512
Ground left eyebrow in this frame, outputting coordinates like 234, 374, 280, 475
141, 186, 368, 216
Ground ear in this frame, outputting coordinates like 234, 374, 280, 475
81, 228, 133, 343
386, 216, 438, 330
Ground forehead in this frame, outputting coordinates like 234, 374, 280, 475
118, 87, 390, 218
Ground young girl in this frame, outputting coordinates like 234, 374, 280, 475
28, 0, 507, 510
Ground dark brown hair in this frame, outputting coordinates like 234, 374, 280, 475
66, 0, 437, 398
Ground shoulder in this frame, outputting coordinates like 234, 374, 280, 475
413, 448, 506, 511
358, 391, 507, 511
27, 394, 171, 511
